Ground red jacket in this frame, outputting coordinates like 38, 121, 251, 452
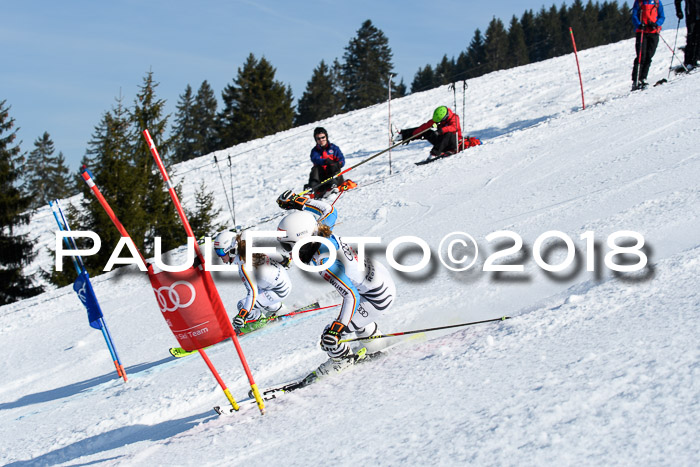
414, 108, 462, 141
633, 0, 665, 33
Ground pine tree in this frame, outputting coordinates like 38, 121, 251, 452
464, 29, 487, 79
50, 151, 71, 200
23, 132, 71, 208
341, 20, 395, 111
455, 50, 469, 80
393, 78, 407, 97
23, 132, 55, 209
599, 1, 633, 44
217, 54, 294, 148
171, 81, 219, 162
582, 0, 604, 47
434, 55, 455, 87
186, 181, 223, 239
296, 59, 344, 126
171, 85, 197, 163
0, 100, 43, 304
484, 17, 509, 73
411, 65, 436, 93
506, 16, 530, 68
192, 80, 218, 155
535, 5, 565, 60
567, 0, 587, 48
520, 10, 537, 62
130, 71, 185, 256
74, 96, 135, 276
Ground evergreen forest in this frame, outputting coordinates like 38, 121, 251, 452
1, 1, 633, 301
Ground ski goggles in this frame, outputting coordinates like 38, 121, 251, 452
215, 247, 229, 257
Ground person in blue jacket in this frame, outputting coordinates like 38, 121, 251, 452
631, 0, 665, 90
276, 190, 396, 375
305, 127, 345, 198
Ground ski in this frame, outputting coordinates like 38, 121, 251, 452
169, 302, 324, 358
212, 335, 426, 415
257, 347, 383, 397
415, 154, 452, 166
258, 336, 418, 398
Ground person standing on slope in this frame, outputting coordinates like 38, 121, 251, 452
276, 190, 396, 375
213, 230, 292, 334
631, 0, 666, 90
675, 0, 700, 70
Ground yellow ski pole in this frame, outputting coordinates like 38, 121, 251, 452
339, 316, 510, 344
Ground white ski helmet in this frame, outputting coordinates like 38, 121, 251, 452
277, 211, 317, 252
213, 230, 237, 258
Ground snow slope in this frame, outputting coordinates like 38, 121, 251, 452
2, 31, 699, 466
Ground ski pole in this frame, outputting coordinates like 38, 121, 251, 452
213, 155, 235, 227
387, 73, 393, 175
249, 303, 341, 324
228, 155, 237, 228
462, 80, 467, 143
659, 30, 689, 74
300, 125, 435, 196
635, 29, 645, 89
339, 316, 510, 344
668, 19, 681, 79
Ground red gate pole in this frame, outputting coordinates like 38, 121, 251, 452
81, 168, 242, 413
142, 129, 265, 414
569, 27, 586, 110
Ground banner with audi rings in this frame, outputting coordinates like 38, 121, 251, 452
148, 266, 231, 351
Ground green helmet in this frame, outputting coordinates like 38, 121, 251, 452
432, 106, 448, 123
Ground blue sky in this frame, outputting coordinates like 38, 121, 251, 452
3, 1, 541, 172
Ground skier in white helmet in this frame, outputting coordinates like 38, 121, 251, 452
276, 190, 396, 375
213, 230, 293, 334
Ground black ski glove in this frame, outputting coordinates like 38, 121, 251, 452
400, 128, 414, 144
277, 190, 309, 210
320, 321, 345, 351
676, 8, 683, 20
647, 21, 658, 29
233, 309, 248, 330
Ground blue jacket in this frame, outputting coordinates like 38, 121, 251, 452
310, 142, 345, 167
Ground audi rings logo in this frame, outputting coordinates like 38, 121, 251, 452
76, 281, 88, 304
153, 281, 196, 313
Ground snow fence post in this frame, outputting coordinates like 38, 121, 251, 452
569, 27, 586, 110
